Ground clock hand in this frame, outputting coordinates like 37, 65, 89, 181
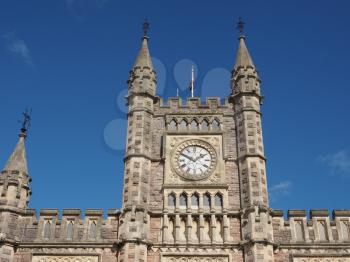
194, 153, 208, 162
180, 153, 195, 162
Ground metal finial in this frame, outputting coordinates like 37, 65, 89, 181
19, 107, 32, 134
236, 17, 245, 36
142, 18, 150, 37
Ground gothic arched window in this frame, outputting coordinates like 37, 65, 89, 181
190, 120, 199, 131
192, 217, 199, 241
203, 217, 211, 241
169, 120, 177, 131
179, 193, 187, 208
212, 119, 220, 131
179, 217, 187, 241
43, 221, 51, 239
179, 120, 187, 131
67, 221, 74, 240
318, 220, 328, 241
201, 119, 209, 131
203, 193, 211, 208
216, 216, 223, 241
295, 220, 304, 241
215, 193, 223, 208
168, 217, 175, 241
341, 221, 350, 240
191, 193, 199, 209
168, 193, 176, 207
89, 221, 97, 239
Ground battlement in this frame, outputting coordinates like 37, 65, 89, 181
155, 97, 231, 110
12, 208, 121, 243
271, 209, 350, 245
272, 209, 350, 219
23, 208, 121, 219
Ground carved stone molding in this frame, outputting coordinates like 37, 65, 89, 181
32, 255, 99, 262
162, 256, 228, 262
293, 258, 350, 262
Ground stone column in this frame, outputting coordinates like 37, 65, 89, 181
187, 214, 192, 243
223, 214, 229, 243
163, 214, 169, 243
175, 192, 180, 213
211, 214, 216, 243
175, 214, 180, 244
210, 193, 215, 213
199, 193, 203, 213
199, 214, 204, 243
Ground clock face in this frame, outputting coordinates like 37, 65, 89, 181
178, 146, 212, 175
172, 140, 216, 180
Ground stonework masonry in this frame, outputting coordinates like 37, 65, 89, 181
1, 30, 349, 262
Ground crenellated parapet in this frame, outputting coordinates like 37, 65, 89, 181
154, 97, 232, 113
272, 209, 350, 245
15, 208, 120, 244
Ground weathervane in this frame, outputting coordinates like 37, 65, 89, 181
142, 18, 150, 37
19, 107, 32, 134
236, 17, 245, 36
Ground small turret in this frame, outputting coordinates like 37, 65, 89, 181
0, 111, 32, 210
127, 20, 157, 97
231, 20, 261, 96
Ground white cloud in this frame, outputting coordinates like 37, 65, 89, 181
3, 32, 34, 67
269, 181, 292, 202
319, 150, 350, 176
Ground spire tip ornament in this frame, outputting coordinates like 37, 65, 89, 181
19, 107, 32, 136
236, 17, 245, 37
142, 18, 150, 38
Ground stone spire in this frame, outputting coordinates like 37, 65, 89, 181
3, 130, 28, 175
234, 35, 255, 69
231, 34, 261, 96
127, 20, 157, 97
133, 36, 153, 69
0, 118, 32, 210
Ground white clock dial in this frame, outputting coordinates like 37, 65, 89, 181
178, 146, 212, 176
172, 139, 217, 181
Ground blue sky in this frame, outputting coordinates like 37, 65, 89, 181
1, 0, 350, 213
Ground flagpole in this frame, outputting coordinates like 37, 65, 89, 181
191, 65, 194, 98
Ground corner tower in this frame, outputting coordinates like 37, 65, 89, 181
231, 25, 275, 261
0, 122, 32, 262
118, 21, 157, 262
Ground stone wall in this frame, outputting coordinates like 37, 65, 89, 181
272, 209, 350, 261
15, 208, 120, 243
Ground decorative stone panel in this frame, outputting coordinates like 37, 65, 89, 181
293, 258, 350, 262
32, 255, 99, 262
162, 256, 228, 262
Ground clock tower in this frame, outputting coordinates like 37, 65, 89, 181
117, 22, 274, 262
